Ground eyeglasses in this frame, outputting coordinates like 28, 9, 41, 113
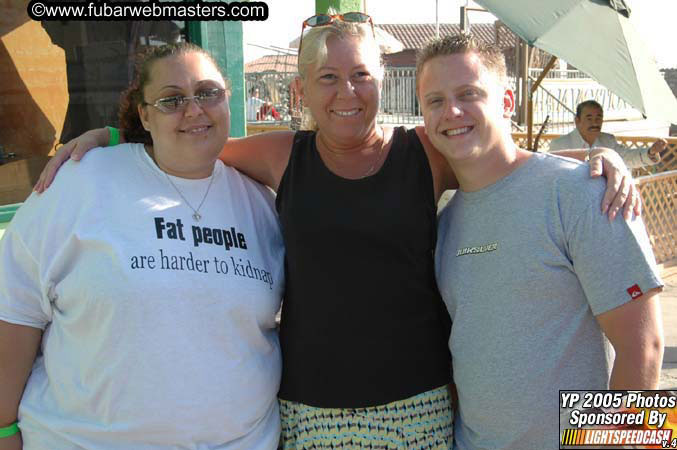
298, 12, 375, 56
143, 88, 226, 114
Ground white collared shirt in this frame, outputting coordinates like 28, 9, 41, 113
548, 128, 658, 168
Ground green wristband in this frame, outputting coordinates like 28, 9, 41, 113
106, 126, 120, 147
0, 422, 19, 438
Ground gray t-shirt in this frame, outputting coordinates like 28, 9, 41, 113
435, 152, 662, 450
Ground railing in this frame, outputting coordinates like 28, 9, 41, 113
513, 134, 677, 175
636, 171, 677, 265
512, 134, 677, 265
529, 68, 590, 80
616, 136, 677, 176
247, 123, 292, 135
527, 80, 577, 135
379, 67, 422, 125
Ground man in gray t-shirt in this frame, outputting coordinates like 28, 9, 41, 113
417, 35, 664, 450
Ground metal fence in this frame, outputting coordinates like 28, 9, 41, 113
379, 67, 422, 125
529, 68, 591, 80
247, 68, 642, 134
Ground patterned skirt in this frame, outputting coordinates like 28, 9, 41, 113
279, 385, 453, 449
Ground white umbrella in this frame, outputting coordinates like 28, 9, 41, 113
474, 0, 677, 124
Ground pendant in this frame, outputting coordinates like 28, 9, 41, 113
192, 212, 202, 221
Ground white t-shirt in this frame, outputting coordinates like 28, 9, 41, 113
0, 144, 285, 449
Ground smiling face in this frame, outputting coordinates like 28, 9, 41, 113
575, 105, 604, 145
138, 51, 229, 178
300, 34, 381, 146
419, 52, 513, 164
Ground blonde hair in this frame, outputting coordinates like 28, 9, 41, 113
297, 12, 383, 130
416, 33, 507, 93
298, 19, 382, 79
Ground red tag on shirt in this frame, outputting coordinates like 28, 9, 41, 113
626, 284, 643, 300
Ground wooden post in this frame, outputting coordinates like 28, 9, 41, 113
527, 55, 558, 150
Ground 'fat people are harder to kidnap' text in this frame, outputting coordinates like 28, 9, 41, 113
127, 217, 275, 289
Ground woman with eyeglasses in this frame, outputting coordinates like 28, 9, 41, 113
0, 43, 284, 449
34, 13, 638, 449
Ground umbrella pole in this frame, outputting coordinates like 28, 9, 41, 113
527, 55, 558, 150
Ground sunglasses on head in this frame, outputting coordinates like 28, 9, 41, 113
143, 88, 226, 114
298, 12, 375, 56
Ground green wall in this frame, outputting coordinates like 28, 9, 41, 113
315, 0, 363, 13
0, 203, 21, 240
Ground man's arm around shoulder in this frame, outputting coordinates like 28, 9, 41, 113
596, 289, 664, 390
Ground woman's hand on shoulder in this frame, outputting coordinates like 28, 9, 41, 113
34, 127, 111, 193
589, 147, 640, 221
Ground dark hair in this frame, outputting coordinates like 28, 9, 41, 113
575, 100, 603, 118
118, 42, 227, 144
416, 33, 507, 92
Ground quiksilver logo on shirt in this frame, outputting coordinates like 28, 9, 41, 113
456, 242, 498, 257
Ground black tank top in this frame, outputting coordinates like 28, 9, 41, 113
276, 126, 451, 408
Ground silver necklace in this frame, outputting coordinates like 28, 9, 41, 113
362, 126, 386, 178
319, 126, 386, 178
164, 171, 215, 221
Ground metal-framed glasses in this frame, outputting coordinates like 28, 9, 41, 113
143, 88, 226, 114
298, 12, 375, 56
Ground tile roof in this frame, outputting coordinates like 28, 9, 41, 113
245, 54, 298, 74
376, 23, 518, 51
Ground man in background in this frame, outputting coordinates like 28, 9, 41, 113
549, 100, 666, 168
